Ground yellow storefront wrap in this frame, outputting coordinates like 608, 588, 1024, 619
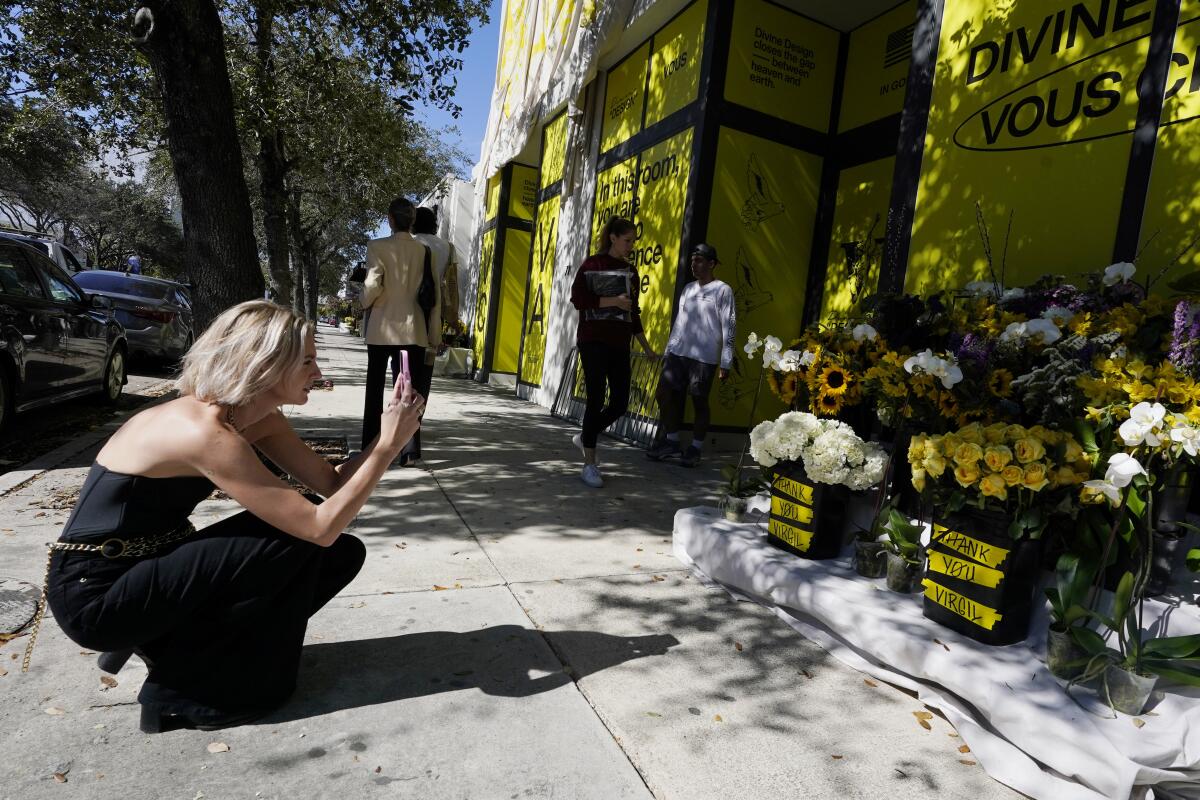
472, 228, 497, 369
541, 112, 569, 190
495, 0, 581, 120
838, 1, 916, 132
592, 154, 640, 241
770, 494, 814, 525
520, 194, 561, 386
772, 472, 815, 505
510, 164, 539, 222
907, 0, 1156, 293
923, 579, 1004, 630
1139, 4, 1200, 289
493, 229, 533, 374
820, 156, 895, 321
931, 524, 1011, 569
768, 516, 814, 552
928, 550, 1006, 589
645, 0, 707, 128
705, 127, 823, 428
485, 173, 502, 222
724, 0, 838, 131
601, 41, 650, 154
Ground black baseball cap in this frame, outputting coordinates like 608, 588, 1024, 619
691, 243, 719, 262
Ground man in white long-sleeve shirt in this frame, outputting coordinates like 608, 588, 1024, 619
648, 243, 736, 467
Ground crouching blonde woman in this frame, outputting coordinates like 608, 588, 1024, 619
34, 301, 424, 733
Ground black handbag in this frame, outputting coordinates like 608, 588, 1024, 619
416, 245, 437, 338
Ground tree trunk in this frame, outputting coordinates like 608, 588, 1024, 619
253, 9, 293, 304
134, 0, 262, 329
305, 246, 318, 320
286, 188, 306, 315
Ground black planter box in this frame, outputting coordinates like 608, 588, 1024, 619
766, 461, 845, 560
922, 509, 1042, 646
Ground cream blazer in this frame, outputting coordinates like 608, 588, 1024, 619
362, 232, 442, 347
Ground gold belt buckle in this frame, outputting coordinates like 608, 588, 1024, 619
100, 538, 127, 558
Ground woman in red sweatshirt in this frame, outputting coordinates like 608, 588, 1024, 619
569, 217, 658, 488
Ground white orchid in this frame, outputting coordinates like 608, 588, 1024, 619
1105, 452, 1146, 488
798, 350, 817, 367
1082, 479, 1122, 506
743, 332, 761, 356
1001, 287, 1026, 302
1041, 306, 1074, 325
777, 350, 803, 372
1118, 402, 1167, 447
903, 349, 963, 388
851, 323, 878, 342
1103, 261, 1136, 287
763, 335, 782, 353
1000, 318, 1062, 345
1169, 421, 1200, 458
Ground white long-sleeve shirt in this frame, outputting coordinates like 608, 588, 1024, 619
665, 279, 736, 368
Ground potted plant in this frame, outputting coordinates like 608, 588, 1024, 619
881, 508, 925, 592
718, 464, 766, 523
1044, 552, 1097, 679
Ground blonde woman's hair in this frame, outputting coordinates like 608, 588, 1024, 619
177, 300, 313, 406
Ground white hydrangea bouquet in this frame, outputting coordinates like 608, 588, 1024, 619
750, 411, 888, 491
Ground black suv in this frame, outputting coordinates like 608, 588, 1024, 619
0, 236, 128, 436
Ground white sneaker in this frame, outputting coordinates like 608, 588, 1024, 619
581, 464, 604, 488
571, 433, 587, 459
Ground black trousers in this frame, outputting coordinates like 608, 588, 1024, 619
579, 341, 631, 449
48, 511, 365, 716
362, 343, 431, 458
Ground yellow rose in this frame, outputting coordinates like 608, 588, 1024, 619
1051, 466, 1081, 488
979, 472, 1008, 501
908, 435, 927, 466
983, 445, 1013, 472
1062, 439, 1085, 464
1027, 425, 1061, 445
954, 462, 982, 488
984, 423, 1007, 444
1003, 424, 1027, 443
923, 436, 942, 460
911, 467, 927, 493
958, 423, 986, 445
1014, 437, 1046, 464
953, 442, 985, 466
940, 433, 963, 458
923, 454, 948, 478
1001, 465, 1024, 487
1022, 463, 1049, 492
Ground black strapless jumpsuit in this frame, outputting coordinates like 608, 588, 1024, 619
46, 463, 365, 718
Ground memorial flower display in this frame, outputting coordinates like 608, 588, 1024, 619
749, 411, 886, 491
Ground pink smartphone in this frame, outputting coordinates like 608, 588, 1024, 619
399, 350, 411, 384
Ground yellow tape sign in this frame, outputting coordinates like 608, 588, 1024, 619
923, 579, 1003, 631
770, 495, 813, 525
768, 517, 814, 552
931, 524, 1009, 569
772, 474, 814, 505
927, 551, 1005, 589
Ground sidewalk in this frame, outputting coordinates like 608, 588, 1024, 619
0, 325, 1023, 799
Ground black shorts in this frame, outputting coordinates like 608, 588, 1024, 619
660, 353, 717, 397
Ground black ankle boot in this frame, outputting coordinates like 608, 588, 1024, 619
138, 702, 275, 734
97, 649, 134, 674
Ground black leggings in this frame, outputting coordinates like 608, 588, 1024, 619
363, 343, 431, 458
579, 341, 631, 448
48, 510, 365, 716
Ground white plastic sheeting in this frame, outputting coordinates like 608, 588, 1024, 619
674, 505, 1200, 800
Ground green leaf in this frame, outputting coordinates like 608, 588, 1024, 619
1142, 634, 1200, 659
1072, 419, 1099, 454
1126, 486, 1146, 518
1187, 548, 1200, 573
721, 465, 737, 483
1070, 626, 1109, 655
1143, 662, 1200, 686
1113, 572, 1135, 623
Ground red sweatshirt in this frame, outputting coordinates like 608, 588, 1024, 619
570, 254, 644, 348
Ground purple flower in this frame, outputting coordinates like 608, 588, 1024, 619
1169, 300, 1200, 377
954, 333, 994, 367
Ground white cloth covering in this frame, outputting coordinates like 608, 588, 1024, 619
674, 504, 1200, 800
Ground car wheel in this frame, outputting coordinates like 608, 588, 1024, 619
101, 347, 125, 404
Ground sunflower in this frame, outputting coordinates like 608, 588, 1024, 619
815, 388, 845, 416
987, 368, 1014, 398
817, 364, 851, 397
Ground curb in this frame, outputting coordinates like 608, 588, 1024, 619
0, 378, 178, 497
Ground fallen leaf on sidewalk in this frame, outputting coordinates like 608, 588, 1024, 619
99, 676, 117, 690
800, 669, 813, 679
636, 548, 643, 552
432, 585, 449, 591
958, 744, 970, 753
831, 755, 843, 760
349, 601, 366, 608
864, 679, 878, 687
959, 759, 977, 766
53, 773, 67, 783
1132, 719, 1146, 729
645, 711, 662, 718
714, 715, 723, 722
734, 642, 743, 652
0, 666, 6, 677
374, 766, 382, 774
651, 575, 665, 582
947, 732, 959, 738
206, 742, 230, 754
933, 639, 950, 651
912, 711, 933, 730
44, 707, 64, 716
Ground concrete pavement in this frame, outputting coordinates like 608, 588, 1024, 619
0, 324, 1024, 799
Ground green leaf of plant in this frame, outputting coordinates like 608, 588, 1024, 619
1114, 572, 1135, 623
1142, 634, 1200, 659
1069, 626, 1109, 655
1187, 548, 1200, 573
1072, 419, 1099, 454
1143, 661, 1200, 686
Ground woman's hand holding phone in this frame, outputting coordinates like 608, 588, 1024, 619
380, 369, 424, 453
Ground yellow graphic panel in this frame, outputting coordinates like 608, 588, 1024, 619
520, 194, 561, 386
592, 154, 640, 246
510, 164, 539, 222
601, 41, 651, 153
1139, 7, 1200, 291
541, 112, 569, 190
494, 228, 533, 374
705, 127, 823, 428
485, 173, 502, 222
838, 0, 917, 132
472, 228, 497, 369
820, 157, 895, 322
724, 0, 839, 131
907, 0, 1155, 293
646, 0, 707, 128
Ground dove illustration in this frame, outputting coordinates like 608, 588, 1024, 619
739, 153, 785, 229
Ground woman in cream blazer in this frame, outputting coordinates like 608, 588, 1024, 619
361, 198, 441, 464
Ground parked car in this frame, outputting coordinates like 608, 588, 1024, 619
72, 271, 194, 362
0, 238, 128, 436
0, 230, 88, 274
